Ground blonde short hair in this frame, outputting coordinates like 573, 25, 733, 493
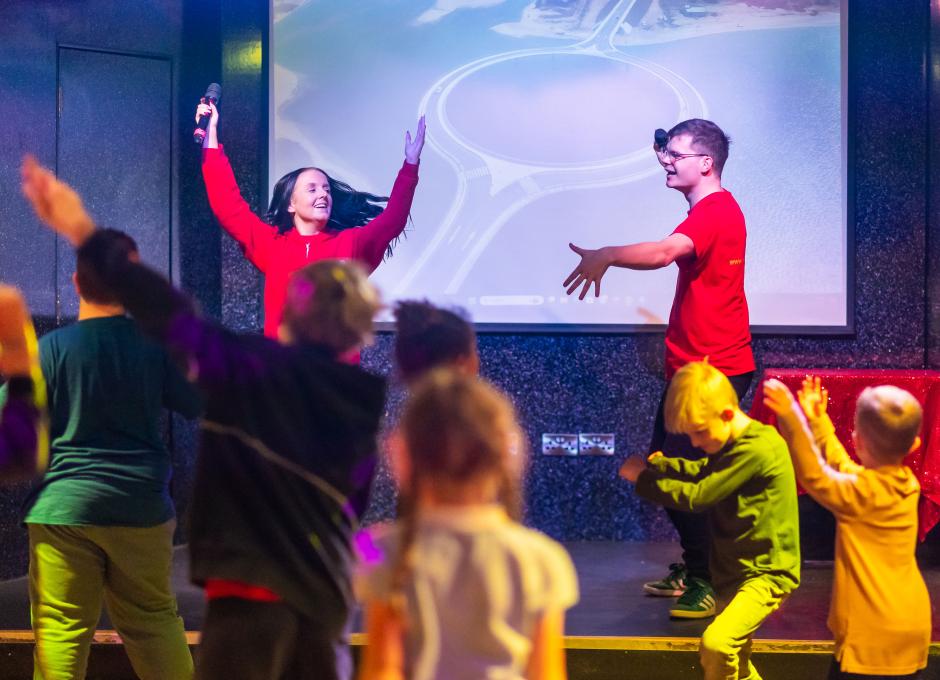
281, 259, 381, 354
855, 385, 922, 462
664, 361, 738, 435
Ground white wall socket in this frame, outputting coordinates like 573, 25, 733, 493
579, 433, 615, 456
541, 433, 578, 456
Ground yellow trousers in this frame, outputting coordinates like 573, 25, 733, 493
699, 577, 789, 680
28, 520, 192, 680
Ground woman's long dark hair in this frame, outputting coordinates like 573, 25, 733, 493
265, 167, 405, 257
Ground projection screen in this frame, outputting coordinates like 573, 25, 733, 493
271, 0, 846, 332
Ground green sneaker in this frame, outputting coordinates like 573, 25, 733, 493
669, 577, 717, 619
643, 562, 688, 597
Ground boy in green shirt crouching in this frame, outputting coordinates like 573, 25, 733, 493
619, 361, 800, 680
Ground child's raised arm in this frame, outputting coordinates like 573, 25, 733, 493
763, 379, 867, 516
21, 155, 95, 247
797, 376, 861, 474
0, 286, 36, 378
21, 155, 266, 393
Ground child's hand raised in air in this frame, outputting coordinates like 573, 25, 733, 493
0, 286, 29, 344
797, 375, 828, 422
21, 155, 95, 247
0, 286, 32, 377
762, 379, 799, 419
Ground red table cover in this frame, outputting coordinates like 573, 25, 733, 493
749, 369, 940, 541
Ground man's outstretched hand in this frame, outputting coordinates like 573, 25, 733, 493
21, 155, 95, 247
564, 243, 610, 300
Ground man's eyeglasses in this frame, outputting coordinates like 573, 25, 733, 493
656, 148, 711, 164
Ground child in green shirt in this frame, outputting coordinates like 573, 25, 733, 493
620, 361, 800, 680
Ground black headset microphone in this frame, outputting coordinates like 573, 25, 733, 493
654, 128, 669, 152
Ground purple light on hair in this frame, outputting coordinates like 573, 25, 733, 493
354, 528, 384, 565
288, 277, 317, 308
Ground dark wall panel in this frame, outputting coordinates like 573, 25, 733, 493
0, 7, 58, 317
56, 47, 173, 318
0, 0, 221, 580
217, 0, 267, 332
0, 1, 188, 317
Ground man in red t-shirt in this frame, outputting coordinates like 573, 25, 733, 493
564, 119, 754, 619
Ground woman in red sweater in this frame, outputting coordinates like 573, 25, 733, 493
195, 99, 425, 338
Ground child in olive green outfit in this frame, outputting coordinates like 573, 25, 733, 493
620, 361, 800, 680
7, 181, 202, 680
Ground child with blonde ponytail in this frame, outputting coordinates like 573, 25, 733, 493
356, 370, 578, 680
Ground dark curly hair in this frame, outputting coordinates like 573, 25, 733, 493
393, 300, 477, 384
76, 229, 138, 305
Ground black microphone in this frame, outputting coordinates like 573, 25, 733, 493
193, 83, 222, 144
654, 128, 668, 151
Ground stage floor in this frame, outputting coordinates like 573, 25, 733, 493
1, 540, 938, 642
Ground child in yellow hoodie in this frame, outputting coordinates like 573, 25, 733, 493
763, 376, 930, 679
